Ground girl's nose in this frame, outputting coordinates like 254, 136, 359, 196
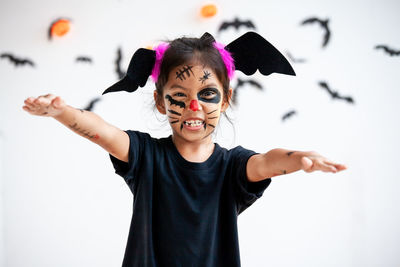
189, 100, 200, 111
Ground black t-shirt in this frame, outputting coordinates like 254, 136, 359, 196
109, 130, 271, 267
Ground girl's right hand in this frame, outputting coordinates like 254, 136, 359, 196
23, 94, 67, 118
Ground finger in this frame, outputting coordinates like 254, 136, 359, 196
24, 99, 36, 109
25, 97, 36, 103
22, 105, 33, 113
324, 160, 347, 172
33, 96, 51, 108
316, 161, 337, 173
334, 164, 347, 171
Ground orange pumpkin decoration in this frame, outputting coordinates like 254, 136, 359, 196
49, 18, 71, 40
201, 4, 217, 18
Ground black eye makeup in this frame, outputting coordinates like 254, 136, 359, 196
165, 94, 186, 109
197, 88, 221, 104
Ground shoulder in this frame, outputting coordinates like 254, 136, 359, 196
216, 144, 257, 164
125, 130, 170, 144
123, 130, 173, 157
227, 145, 257, 158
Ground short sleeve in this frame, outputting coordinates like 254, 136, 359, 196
109, 130, 148, 186
230, 146, 271, 214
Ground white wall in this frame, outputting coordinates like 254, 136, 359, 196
1, 0, 399, 266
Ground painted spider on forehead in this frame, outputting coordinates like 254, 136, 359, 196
199, 70, 212, 84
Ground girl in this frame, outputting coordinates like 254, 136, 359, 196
22, 32, 346, 267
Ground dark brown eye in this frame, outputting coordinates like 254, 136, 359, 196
200, 89, 216, 99
174, 92, 186, 97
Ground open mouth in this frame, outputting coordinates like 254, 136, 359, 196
184, 120, 204, 127
183, 119, 205, 130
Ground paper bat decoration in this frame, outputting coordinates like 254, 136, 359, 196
76, 56, 93, 63
103, 32, 295, 95
115, 47, 126, 79
217, 17, 256, 33
225, 32, 296, 76
83, 97, 101, 111
375, 45, 400, 56
232, 78, 263, 104
282, 110, 297, 122
318, 81, 354, 104
285, 51, 306, 63
300, 17, 331, 48
0, 53, 35, 67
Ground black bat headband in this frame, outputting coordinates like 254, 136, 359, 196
102, 31, 295, 95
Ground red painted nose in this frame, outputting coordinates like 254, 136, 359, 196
190, 100, 199, 111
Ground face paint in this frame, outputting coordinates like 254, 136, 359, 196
197, 88, 221, 104
189, 100, 199, 111
165, 95, 185, 109
175, 65, 194, 81
199, 70, 211, 84
168, 109, 181, 116
163, 65, 227, 144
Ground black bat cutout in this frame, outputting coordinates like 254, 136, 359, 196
318, 81, 354, 104
218, 17, 256, 33
103, 48, 155, 95
232, 78, 263, 104
300, 17, 331, 48
285, 51, 307, 63
226, 32, 296, 76
115, 47, 126, 79
0, 53, 35, 67
375, 45, 400, 56
76, 56, 93, 63
282, 110, 297, 122
83, 97, 101, 111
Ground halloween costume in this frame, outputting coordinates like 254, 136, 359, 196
110, 131, 270, 266
104, 32, 295, 266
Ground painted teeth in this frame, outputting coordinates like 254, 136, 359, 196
184, 120, 203, 126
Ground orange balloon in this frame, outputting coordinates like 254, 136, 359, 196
201, 4, 217, 18
51, 19, 71, 37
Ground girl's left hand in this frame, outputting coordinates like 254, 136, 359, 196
300, 152, 347, 173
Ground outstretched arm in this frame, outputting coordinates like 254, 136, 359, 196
247, 149, 347, 182
23, 94, 129, 162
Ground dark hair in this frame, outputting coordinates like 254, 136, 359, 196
155, 33, 230, 104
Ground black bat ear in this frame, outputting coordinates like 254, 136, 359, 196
103, 48, 156, 95
200, 32, 216, 43
226, 32, 296, 77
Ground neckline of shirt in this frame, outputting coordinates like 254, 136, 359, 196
166, 135, 222, 170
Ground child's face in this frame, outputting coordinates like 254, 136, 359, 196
155, 64, 231, 143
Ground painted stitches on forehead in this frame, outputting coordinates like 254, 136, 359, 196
199, 70, 211, 84
176, 65, 194, 81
